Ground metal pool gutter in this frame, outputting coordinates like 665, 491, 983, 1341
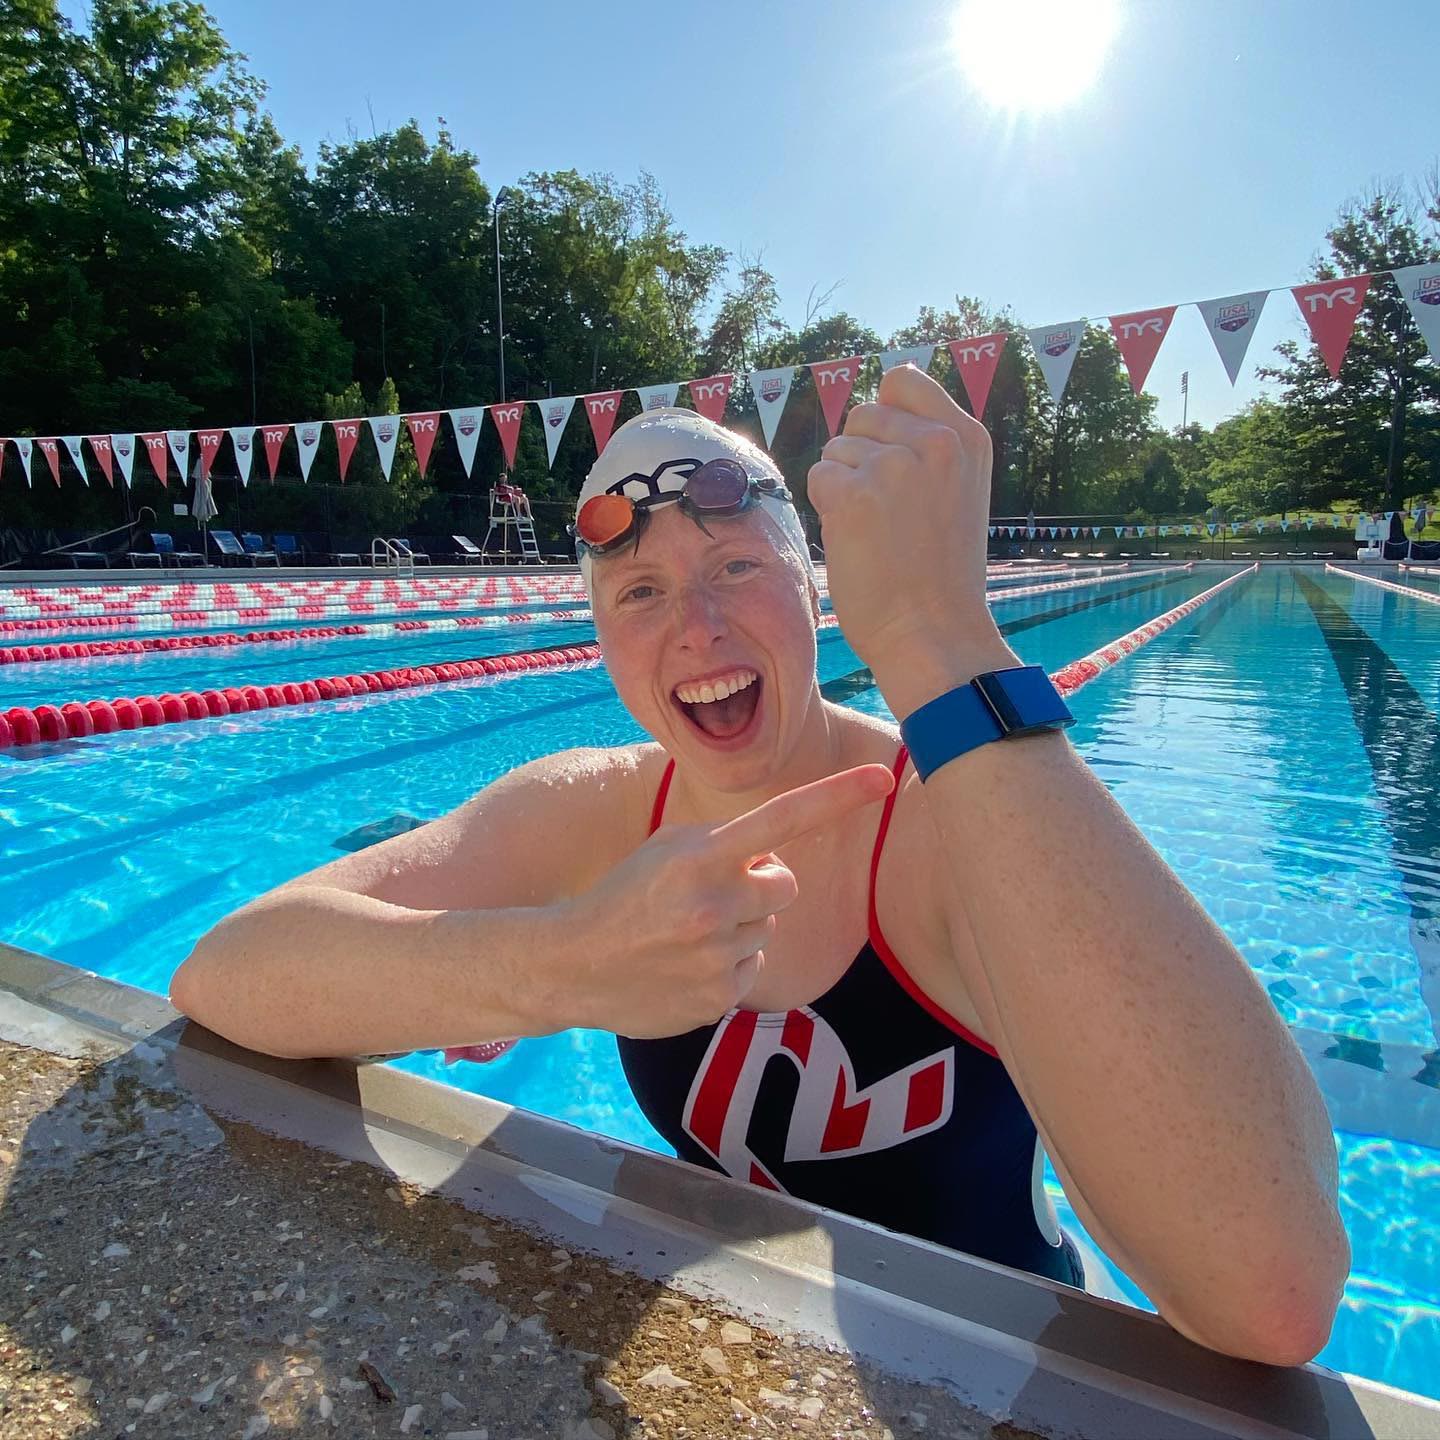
2, 943, 1437, 1440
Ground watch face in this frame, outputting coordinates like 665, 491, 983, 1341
975, 666, 1073, 735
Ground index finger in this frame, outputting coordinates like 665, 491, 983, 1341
709, 764, 896, 865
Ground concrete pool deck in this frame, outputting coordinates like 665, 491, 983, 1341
2, 943, 1437, 1440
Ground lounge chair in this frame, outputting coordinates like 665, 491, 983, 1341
241, 532, 280, 565
208, 529, 260, 567
451, 534, 486, 565
394, 539, 432, 566
272, 533, 304, 564
150, 532, 204, 567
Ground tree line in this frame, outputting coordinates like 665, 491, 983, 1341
1, 0, 1436, 552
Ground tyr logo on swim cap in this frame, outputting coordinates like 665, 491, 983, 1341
575, 408, 813, 591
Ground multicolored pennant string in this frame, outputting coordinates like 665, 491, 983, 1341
261, 424, 290, 480
367, 415, 400, 480
1027, 322, 1086, 405
878, 343, 935, 374
1291, 276, 1371, 378
1195, 291, 1268, 384
229, 427, 255, 486
947, 334, 1007, 420
109, 434, 135, 487
331, 420, 362, 482
584, 391, 625, 454
294, 421, 322, 482
86, 435, 115, 486
635, 383, 679, 413
1391, 263, 1440, 362
140, 433, 168, 486
61, 436, 88, 485
687, 373, 733, 424
11, 437, 32, 486
404, 412, 441, 478
489, 402, 525, 470
194, 429, 225, 480
746, 366, 795, 447
448, 408, 484, 478
1108, 306, 1177, 393
536, 397, 576, 470
808, 356, 865, 438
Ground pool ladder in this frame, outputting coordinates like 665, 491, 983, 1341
370, 537, 415, 576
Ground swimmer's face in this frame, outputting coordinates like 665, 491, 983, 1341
592, 503, 819, 792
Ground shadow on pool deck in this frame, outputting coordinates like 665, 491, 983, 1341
2, 947, 1435, 1440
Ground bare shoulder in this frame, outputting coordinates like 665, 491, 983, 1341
282, 742, 666, 912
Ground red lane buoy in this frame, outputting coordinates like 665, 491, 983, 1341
158, 694, 186, 723
5, 708, 40, 745
0, 714, 12, 748
180, 692, 208, 720
33, 705, 66, 740
298, 680, 321, 703
200, 690, 230, 717
112, 698, 142, 730
315, 678, 337, 700
85, 700, 119, 733
222, 687, 248, 713
240, 686, 268, 711
135, 696, 165, 726
282, 682, 304, 705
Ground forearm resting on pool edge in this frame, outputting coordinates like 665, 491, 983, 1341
170, 889, 567, 1060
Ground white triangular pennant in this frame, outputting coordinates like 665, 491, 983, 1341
448, 408, 485, 478
746, 366, 796, 448
367, 415, 401, 480
1392, 264, 1440, 361
1027, 322, 1085, 404
166, 430, 190, 474
635, 383, 680, 413
1195, 291, 1268, 385
536, 396, 577, 469
230, 427, 255, 486
294, 421, 322, 481
110, 435, 136, 487
878, 343, 935, 374
13, 437, 33, 486
61, 435, 88, 485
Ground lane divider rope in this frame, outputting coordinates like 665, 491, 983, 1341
1332, 565, 1440, 605
1050, 564, 1259, 697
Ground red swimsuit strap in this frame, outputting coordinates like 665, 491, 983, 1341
648, 758, 676, 835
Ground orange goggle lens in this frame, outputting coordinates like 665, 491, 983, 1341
576, 493, 638, 549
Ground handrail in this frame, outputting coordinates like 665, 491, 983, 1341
369, 537, 414, 576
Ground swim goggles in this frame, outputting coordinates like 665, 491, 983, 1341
571, 457, 793, 560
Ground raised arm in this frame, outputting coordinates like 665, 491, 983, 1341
169, 748, 640, 1059
809, 365, 1347, 1366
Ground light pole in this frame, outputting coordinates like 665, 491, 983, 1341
493, 186, 511, 401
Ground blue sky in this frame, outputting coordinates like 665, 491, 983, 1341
132, 0, 1440, 429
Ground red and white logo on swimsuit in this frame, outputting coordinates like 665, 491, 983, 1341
682, 1008, 954, 1192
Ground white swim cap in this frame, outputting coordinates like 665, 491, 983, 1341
574, 407, 814, 593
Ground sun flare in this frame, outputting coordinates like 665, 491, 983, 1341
949, 0, 1121, 112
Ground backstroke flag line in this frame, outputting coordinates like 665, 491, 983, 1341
367, 416, 400, 481
110, 434, 135, 487
1291, 276, 1371, 378
809, 357, 865, 437
230, 427, 255, 486
295, 421, 322, 482
1109, 307, 1177, 393
449, 409, 484, 478
635, 383, 679, 412
1195, 291, 1268, 384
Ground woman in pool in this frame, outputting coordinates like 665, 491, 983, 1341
172, 365, 1346, 1365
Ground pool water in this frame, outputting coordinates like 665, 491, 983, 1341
2, 564, 1438, 1399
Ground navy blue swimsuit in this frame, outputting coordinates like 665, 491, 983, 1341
618, 746, 1082, 1287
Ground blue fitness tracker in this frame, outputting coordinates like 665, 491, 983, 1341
900, 666, 1074, 781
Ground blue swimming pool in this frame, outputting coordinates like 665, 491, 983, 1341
2, 563, 1437, 1399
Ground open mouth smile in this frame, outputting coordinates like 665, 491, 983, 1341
671, 666, 763, 745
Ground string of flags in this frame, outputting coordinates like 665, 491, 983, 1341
1, 262, 1437, 491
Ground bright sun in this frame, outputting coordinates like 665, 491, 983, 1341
949, 0, 1121, 112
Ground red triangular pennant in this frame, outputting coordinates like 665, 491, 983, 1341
139, 432, 169, 486
1292, 276, 1371, 378
809, 356, 865, 437
688, 373, 733, 424
87, 435, 115, 486
195, 428, 225, 480
583, 391, 625, 453
405, 412, 441, 477
37, 438, 61, 486
332, 419, 361, 481
261, 423, 290, 481
489, 402, 525, 470
1108, 306, 1176, 393
947, 334, 1007, 420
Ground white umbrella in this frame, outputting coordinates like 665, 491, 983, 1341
191, 457, 219, 564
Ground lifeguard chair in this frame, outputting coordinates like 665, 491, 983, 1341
482, 482, 541, 563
